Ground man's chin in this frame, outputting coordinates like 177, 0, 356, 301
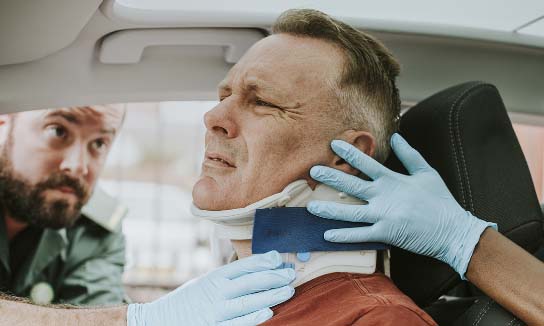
192, 177, 244, 211
192, 178, 220, 210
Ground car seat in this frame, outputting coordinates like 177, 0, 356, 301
385, 81, 543, 325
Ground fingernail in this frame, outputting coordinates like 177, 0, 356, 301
390, 133, 399, 146
256, 309, 273, 323
392, 133, 406, 147
310, 166, 323, 178
286, 268, 296, 280
283, 286, 295, 297
324, 230, 335, 241
331, 140, 349, 152
267, 250, 281, 265
307, 201, 318, 213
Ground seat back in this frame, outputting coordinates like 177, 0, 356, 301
386, 82, 544, 306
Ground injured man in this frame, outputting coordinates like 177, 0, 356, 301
192, 9, 437, 326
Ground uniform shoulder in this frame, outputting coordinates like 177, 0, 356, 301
80, 186, 128, 233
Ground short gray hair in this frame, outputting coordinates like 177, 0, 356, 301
272, 9, 401, 162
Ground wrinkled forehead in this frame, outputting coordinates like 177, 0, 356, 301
219, 34, 343, 96
24, 105, 125, 132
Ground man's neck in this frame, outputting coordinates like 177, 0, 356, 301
231, 240, 252, 259
4, 211, 28, 241
231, 239, 378, 288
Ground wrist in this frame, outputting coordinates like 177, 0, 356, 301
65, 305, 128, 326
127, 303, 145, 326
447, 211, 497, 279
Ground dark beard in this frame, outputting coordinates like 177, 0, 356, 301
0, 158, 90, 229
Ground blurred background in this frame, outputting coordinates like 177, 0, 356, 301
99, 102, 544, 302
99, 101, 218, 302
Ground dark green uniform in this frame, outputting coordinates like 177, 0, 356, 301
0, 188, 127, 306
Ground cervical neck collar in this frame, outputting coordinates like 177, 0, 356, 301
191, 179, 378, 286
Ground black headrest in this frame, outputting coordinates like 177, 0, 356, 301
386, 81, 544, 306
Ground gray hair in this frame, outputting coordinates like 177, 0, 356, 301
272, 9, 401, 162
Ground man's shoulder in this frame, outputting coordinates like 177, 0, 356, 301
265, 273, 437, 326
79, 187, 128, 233
64, 217, 125, 261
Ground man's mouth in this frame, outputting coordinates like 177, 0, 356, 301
47, 186, 79, 199
205, 152, 236, 168
56, 186, 75, 194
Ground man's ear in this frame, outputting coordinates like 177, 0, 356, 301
328, 130, 376, 176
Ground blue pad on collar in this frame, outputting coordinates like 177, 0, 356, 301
252, 207, 388, 254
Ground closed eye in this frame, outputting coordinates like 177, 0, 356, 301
255, 98, 280, 109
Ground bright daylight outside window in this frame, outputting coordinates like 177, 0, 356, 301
513, 122, 544, 204
100, 101, 218, 302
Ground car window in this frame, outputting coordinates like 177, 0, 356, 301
513, 122, 544, 203
101, 101, 217, 301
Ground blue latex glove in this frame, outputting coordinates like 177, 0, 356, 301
308, 133, 496, 279
127, 251, 295, 326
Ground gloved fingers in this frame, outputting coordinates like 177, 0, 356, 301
218, 251, 283, 279
223, 268, 295, 299
330, 140, 389, 180
220, 285, 294, 321
217, 308, 273, 326
307, 201, 378, 224
310, 166, 376, 200
390, 133, 432, 175
324, 225, 383, 243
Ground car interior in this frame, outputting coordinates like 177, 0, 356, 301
1, 1, 543, 325
386, 81, 542, 326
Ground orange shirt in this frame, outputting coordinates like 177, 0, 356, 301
263, 272, 437, 326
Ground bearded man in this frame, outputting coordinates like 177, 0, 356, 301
0, 106, 127, 305
0, 106, 296, 326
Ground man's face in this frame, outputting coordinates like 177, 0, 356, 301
0, 106, 123, 229
193, 34, 346, 210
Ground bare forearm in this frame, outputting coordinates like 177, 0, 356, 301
0, 297, 127, 326
466, 228, 544, 325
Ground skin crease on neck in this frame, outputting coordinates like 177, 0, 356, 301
191, 33, 377, 259
0, 106, 124, 241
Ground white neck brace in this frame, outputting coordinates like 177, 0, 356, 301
191, 180, 377, 286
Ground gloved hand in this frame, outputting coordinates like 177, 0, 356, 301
127, 251, 295, 326
307, 133, 496, 279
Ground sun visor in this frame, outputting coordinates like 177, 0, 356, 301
0, 0, 102, 65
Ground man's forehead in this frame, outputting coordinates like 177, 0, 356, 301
219, 34, 342, 96
219, 70, 293, 98
36, 105, 124, 130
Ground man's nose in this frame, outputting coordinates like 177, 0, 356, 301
204, 102, 239, 138
60, 144, 89, 177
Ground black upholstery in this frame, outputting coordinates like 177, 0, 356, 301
453, 297, 526, 326
385, 81, 544, 308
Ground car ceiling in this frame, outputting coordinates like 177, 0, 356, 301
0, 0, 542, 116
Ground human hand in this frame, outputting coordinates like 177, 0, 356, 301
308, 134, 496, 279
127, 251, 295, 326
